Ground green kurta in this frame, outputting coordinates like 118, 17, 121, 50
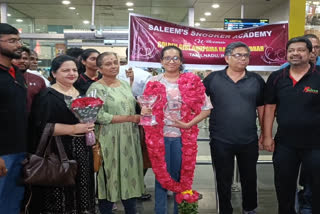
87, 80, 144, 202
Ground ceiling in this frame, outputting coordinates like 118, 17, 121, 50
4, 0, 288, 32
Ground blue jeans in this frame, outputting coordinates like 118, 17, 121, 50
155, 137, 182, 214
0, 153, 25, 214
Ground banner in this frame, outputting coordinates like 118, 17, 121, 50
129, 13, 288, 71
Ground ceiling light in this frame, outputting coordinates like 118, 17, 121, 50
7, 13, 11, 17
83, 20, 90, 24
204, 12, 212, 16
76, 12, 79, 15
128, 8, 134, 11
200, 18, 206, 22
16, 19, 23, 22
126, 2, 134, 6
62, 0, 71, 5
212, 4, 220, 8
69, 6, 76, 10
195, 22, 200, 27
314, 1, 320, 5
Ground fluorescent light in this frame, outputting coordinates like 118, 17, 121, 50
195, 22, 200, 26
62, 0, 71, 5
128, 8, 134, 11
200, 18, 206, 22
204, 12, 212, 16
7, 13, 11, 17
212, 4, 220, 8
126, 2, 134, 6
83, 20, 90, 24
69, 6, 76, 10
16, 19, 23, 22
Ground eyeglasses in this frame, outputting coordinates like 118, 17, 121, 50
230, 53, 250, 59
162, 56, 181, 63
313, 45, 320, 50
0, 38, 23, 44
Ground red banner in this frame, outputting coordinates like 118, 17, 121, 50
129, 14, 288, 71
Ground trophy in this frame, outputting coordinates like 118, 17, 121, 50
137, 95, 159, 126
164, 100, 182, 125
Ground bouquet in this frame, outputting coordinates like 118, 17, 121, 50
175, 190, 199, 214
65, 89, 104, 146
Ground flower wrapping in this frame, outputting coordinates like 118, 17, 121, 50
69, 96, 104, 146
176, 190, 199, 214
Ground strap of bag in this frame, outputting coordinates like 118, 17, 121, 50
35, 123, 55, 156
55, 136, 70, 162
96, 125, 102, 144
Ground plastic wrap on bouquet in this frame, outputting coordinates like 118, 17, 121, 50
65, 89, 104, 146
137, 95, 159, 126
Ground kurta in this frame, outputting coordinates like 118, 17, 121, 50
87, 80, 144, 202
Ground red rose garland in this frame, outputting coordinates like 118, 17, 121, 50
143, 73, 206, 193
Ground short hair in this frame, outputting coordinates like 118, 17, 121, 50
50, 55, 78, 74
81, 48, 100, 61
0, 23, 19, 38
21, 46, 31, 56
286, 36, 313, 53
304, 34, 320, 42
30, 50, 38, 57
65, 48, 84, 58
225, 42, 250, 56
160, 46, 184, 71
96, 52, 118, 67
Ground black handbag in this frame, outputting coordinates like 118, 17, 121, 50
22, 123, 78, 186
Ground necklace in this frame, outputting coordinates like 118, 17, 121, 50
51, 84, 78, 98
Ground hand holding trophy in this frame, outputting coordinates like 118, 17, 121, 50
137, 95, 159, 126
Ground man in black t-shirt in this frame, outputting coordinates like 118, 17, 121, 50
203, 42, 265, 214
264, 36, 320, 214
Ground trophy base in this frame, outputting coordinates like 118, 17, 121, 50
139, 115, 158, 126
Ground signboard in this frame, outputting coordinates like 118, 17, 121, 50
129, 14, 288, 71
224, 18, 269, 30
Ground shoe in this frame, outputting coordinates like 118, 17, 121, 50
112, 204, 117, 211
243, 210, 256, 214
198, 193, 203, 200
138, 193, 152, 201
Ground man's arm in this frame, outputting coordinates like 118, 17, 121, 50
0, 157, 7, 177
263, 104, 276, 152
257, 105, 264, 150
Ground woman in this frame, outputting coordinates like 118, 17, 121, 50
142, 46, 212, 214
86, 52, 144, 214
28, 55, 96, 213
74, 48, 101, 94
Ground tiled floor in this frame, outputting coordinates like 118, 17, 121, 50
111, 121, 278, 214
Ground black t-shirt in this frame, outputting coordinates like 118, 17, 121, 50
203, 68, 265, 144
265, 64, 320, 148
74, 72, 102, 95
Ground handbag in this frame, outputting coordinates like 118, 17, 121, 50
93, 125, 103, 172
22, 123, 78, 186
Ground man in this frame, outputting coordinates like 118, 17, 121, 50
263, 36, 320, 214
27, 50, 50, 87
280, 34, 320, 214
203, 42, 265, 214
0, 23, 27, 213
118, 48, 152, 97
12, 46, 46, 113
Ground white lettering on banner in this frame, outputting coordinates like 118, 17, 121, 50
190, 53, 224, 58
233, 31, 272, 39
190, 31, 231, 39
148, 25, 189, 35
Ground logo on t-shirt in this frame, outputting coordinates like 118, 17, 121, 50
303, 86, 319, 94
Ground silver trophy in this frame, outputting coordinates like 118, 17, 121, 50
164, 100, 182, 125
137, 95, 159, 126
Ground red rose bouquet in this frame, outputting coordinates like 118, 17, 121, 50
66, 90, 104, 146
176, 190, 199, 214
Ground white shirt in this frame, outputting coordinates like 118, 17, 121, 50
118, 65, 152, 97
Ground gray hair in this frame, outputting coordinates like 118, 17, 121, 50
225, 42, 250, 56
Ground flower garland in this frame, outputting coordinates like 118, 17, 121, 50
143, 73, 206, 193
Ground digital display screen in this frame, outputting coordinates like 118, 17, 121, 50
224, 18, 269, 30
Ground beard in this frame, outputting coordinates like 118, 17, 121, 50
0, 46, 21, 59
